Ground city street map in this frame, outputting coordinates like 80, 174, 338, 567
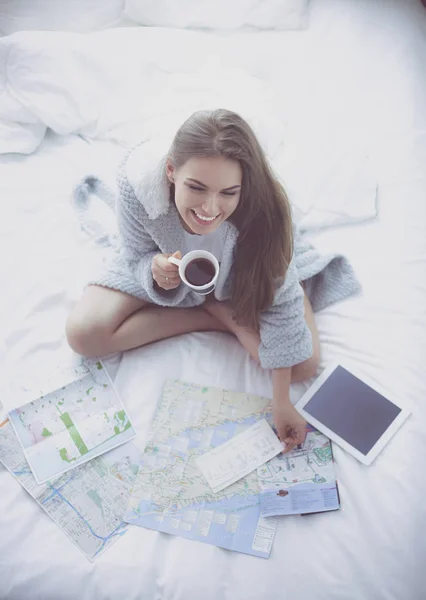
124, 380, 278, 558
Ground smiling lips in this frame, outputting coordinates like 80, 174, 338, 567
191, 209, 220, 225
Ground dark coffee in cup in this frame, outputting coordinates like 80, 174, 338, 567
184, 258, 216, 287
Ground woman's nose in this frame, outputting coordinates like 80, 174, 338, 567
202, 193, 220, 215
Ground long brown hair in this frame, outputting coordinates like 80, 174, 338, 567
168, 109, 293, 330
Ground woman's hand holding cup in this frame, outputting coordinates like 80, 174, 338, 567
152, 251, 182, 290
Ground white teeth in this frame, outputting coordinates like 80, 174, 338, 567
193, 211, 218, 222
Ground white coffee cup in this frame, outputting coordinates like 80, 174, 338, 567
168, 250, 219, 296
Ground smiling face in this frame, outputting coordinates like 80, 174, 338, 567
167, 156, 242, 234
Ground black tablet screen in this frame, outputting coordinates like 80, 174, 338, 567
303, 366, 401, 455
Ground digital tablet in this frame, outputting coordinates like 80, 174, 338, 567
295, 363, 411, 465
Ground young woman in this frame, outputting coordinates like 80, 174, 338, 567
66, 109, 359, 452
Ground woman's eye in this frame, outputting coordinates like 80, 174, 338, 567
187, 184, 236, 196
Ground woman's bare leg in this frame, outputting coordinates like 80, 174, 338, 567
203, 301, 261, 363
66, 285, 228, 358
204, 293, 320, 382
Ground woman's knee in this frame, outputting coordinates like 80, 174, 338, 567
65, 308, 109, 358
65, 286, 147, 357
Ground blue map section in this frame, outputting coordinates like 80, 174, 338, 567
124, 412, 277, 558
174, 414, 261, 454
126, 495, 268, 557
0, 421, 140, 560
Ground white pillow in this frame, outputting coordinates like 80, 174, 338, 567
0, 119, 46, 155
94, 61, 286, 154
272, 137, 378, 231
0, 42, 48, 153
0, 0, 124, 35
124, 0, 309, 30
0, 31, 127, 145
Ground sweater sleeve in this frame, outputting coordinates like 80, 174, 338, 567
258, 259, 313, 370
116, 180, 195, 308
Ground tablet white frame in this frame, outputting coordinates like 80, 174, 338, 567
295, 362, 412, 465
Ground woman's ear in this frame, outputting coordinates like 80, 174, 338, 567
166, 160, 176, 183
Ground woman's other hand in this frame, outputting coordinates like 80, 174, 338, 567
152, 251, 182, 290
272, 401, 307, 453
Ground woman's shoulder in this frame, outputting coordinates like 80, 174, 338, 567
117, 143, 171, 221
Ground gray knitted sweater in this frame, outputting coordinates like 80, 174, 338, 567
87, 144, 360, 370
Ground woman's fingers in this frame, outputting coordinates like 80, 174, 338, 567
155, 267, 180, 282
152, 253, 181, 290
153, 270, 181, 289
153, 271, 181, 290
282, 434, 300, 453
282, 426, 305, 453
155, 253, 180, 273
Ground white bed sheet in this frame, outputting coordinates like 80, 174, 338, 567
1, 1, 426, 599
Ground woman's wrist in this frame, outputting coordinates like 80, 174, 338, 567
272, 394, 292, 406
272, 395, 292, 410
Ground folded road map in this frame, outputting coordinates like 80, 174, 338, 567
8, 360, 135, 484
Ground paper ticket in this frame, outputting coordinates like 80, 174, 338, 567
196, 418, 283, 493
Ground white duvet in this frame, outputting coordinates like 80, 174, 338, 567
1, 1, 426, 599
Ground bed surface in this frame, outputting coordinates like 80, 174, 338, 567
1, 1, 426, 599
